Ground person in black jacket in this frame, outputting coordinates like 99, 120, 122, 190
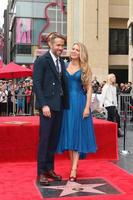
33, 33, 69, 186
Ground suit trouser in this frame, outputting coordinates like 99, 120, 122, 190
37, 111, 62, 175
105, 106, 121, 128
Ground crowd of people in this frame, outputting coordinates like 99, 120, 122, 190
0, 75, 132, 117
0, 78, 33, 116
92, 76, 132, 95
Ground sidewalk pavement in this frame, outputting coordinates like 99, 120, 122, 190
116, 123, 133, 174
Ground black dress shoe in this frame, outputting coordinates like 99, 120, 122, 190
44, 170, 62, 181
37, 174, 49, 186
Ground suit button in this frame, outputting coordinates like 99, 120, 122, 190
52, 82, 55, 85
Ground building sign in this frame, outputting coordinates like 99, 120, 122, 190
16, 18, 31, 44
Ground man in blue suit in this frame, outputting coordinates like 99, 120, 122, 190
33, 33, 69, 186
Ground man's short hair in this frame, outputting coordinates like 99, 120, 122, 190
47, 32, 66, 44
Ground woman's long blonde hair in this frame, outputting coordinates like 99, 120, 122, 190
72, 42, 92, 88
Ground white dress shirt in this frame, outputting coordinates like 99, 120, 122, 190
49, 50, 61, 73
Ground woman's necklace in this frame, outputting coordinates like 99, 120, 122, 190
68, 63, 80, 74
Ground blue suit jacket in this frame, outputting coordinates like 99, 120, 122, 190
33, 51, 69, 111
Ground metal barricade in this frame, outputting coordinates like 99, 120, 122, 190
118, 94, 133, 126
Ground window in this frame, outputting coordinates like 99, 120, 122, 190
45, 3, 67, 36
109, 29, 128, 55
32, 19, 46, 45
16, 44, 31, 54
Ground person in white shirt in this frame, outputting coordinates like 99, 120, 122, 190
100, 73, 123, 137
0, 88, 8, 115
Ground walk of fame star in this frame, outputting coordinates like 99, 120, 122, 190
37, 178, 121, 198
42, 181, 106, 197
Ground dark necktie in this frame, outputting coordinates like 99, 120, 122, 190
56, 59, 60, 73
56, 59, 63, 95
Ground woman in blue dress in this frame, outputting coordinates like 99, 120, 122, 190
57, 42, 97, 181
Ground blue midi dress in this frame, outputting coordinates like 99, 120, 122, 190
57, 69, 97, 154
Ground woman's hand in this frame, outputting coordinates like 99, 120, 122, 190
83, 107, 90, 118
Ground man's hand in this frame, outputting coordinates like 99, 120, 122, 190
42, 106, 51, 118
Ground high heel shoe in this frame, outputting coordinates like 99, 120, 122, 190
69, 176, 77, 182
69, 169, 77, 182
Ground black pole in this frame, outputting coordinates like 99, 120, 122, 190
123, 102, 127, 151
